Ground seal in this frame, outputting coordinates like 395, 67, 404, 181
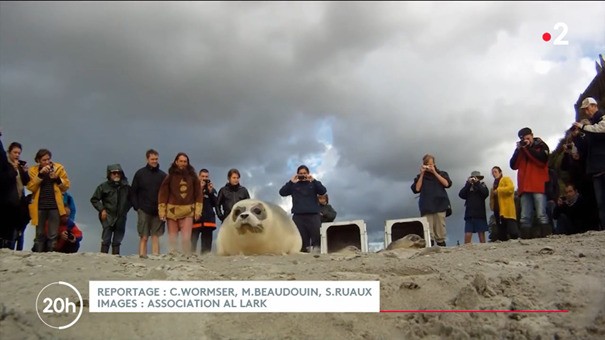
216, 199, 302, 255
386, 234, 426, 250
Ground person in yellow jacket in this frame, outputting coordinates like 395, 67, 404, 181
27, 149, 70, 252
489, 166, 518, 241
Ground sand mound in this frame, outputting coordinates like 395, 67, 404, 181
1, 231, 605, 339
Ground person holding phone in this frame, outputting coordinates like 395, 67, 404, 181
191, 168, 218, 254
4, 142, 31, 250
279, 165, 327, 253
572, 97, 605, 229
553, 183, 599, 234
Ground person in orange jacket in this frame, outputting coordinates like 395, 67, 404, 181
54, 207, 82, 253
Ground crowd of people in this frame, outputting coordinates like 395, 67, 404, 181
0, 143, 338, 256
411, 96, 604, 245
1, 96, 602, 254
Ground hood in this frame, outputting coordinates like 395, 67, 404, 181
107, 164, 124, 173
106, 163, 128, 183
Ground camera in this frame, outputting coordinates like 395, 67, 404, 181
297, 175, 307, 181
18, 160, 27, 166
422, 165, 430, 170
205, 179, 211, 184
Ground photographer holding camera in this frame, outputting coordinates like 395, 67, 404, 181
52, 207, 83, 253
458, 171, 489, 244
572, 97, 605, 229
192, 168, 218, 254
279, 165, 327, 253
553, 183, 599, 234
411, 154, 452, 247
509, 127, 551, 239
27, 149, 71, 252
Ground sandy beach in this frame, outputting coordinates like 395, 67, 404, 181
1, 231, 604, 340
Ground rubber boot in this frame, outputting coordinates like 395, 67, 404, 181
507, 221, 520, 240
47, 240, 57, 252
519, 227, 532, 239
101, 244, 110, 254
112, 245, 120, 255
540, 223, 553, 238
530, 225, 542, 239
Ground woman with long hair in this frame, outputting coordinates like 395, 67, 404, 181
158, 152, 202, 255
489, 166, 519, 241
6, 142, 31, 250
26, 149, 70, 252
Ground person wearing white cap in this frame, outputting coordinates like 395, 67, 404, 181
572, 97, 605, 229
573, 97, 604, 133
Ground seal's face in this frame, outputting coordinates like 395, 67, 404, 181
232, 201, 268, 234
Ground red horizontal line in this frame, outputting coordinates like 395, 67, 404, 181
380, 310, 568, 313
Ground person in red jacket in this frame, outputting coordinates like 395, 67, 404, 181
509, 127, 551, 239
55, 219, 82, 253
48, 207, 83, 253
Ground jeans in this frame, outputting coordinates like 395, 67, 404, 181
593, 173, 605, 230
36, 209, 60, 252
519, 193, 549, 228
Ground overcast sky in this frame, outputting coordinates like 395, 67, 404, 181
2, 2, 604, 254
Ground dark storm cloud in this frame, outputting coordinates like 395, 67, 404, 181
2, 2, 604, 253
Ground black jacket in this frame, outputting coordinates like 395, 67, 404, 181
411, 170, 452, 215
458, 180, 489, 221
0, 138, 18, 240
553, 194, 599, 232
194, 187, 218, 227
130, 164, 167, 216
216, 184, 250, 221
279, 179, 327, 215
320, 204, 337, 223
0, 138, 16, 206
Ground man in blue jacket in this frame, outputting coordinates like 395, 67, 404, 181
279, 165, 327, 253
